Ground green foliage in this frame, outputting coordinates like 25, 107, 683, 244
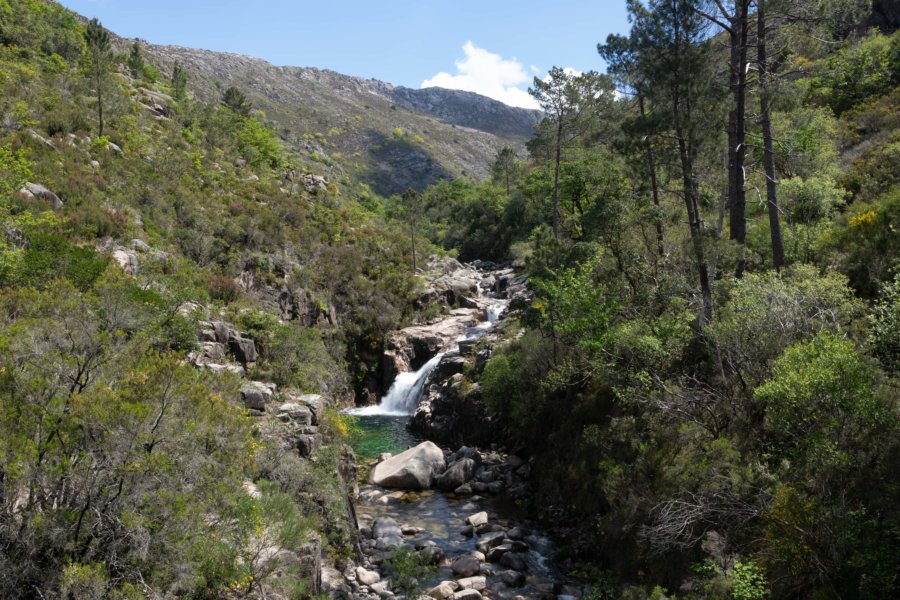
0, 0, 84, 60
869, 270, 900, 372
820, 186, 900, 296
171, 61, 188, 101
382, 546, 434, 598
235, 307, 344, 392
7, 232, 110, 291
222, 85, 251, 116
125, 41, 144, 79
709, 265, 864, 389
755, 331, 890, 463
0, 144, 33, 196
417, 178, 509, 261
730, 561, 769, 600
235, 115, 283, 168
0, 282, 258, 596
811, 30, 900, 115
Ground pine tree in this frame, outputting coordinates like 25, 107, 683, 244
222, 86, 251, 116
171, 62, 188, 102
84, 18, 111, 136
126, 41, 145, 80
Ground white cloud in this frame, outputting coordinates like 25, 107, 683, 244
547, 66, 582, 80
422, 42, 540, 110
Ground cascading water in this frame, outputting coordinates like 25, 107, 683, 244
348, 299, 507, 418
347, 353, 445, 416
486, 303, 503, 323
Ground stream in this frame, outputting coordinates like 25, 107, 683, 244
342, 288, 578, 599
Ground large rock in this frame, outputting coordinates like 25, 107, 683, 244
111, 249, 139, 275
456, 576, 486, 591
240, 381, 275, 411
296, 393, 327, 425
370, 441, 446, 490
356, 566, 380, 586
372, 517, 403, 548
450, 555, 480, 578
296, 433, 319, 457
211, 320, 236, 344
500, 570, 526, 587
465, 512, 488, 528
436, 457, 479, 491
20, 182, 63, 209
409, 366, 496, 448
228, 333, 258, 365
278, 403, 312, 425
429, 581, 459, 599
499, 552, 528, 572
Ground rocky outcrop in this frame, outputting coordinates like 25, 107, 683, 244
409, 370, 497, 449
388, 86, 541, 140
382, 308, 482, 391
18, 182, 63, 209
193, 319, 259, 370
370, 441, 446, 490
240, 381, 276, 412
381, 257, 510, 394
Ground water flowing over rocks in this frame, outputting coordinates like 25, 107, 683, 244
338, 259, 586, 600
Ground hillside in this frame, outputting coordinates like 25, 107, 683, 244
1, 0, 898, 599
141, 44, 541, 196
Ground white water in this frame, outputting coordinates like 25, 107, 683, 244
486, 303, 503, 323
347, 299, 508, 417
347, 352, 445, 416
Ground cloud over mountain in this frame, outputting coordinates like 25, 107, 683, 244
422, 42, 540, 110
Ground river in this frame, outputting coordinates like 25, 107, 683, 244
341, 294, 580, 599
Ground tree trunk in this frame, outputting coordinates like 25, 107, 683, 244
639, 93, 665, 258
552, 116, 563, 239
758, 1, 785, 271
678, 133, 714, 326
727, 0, 750, 277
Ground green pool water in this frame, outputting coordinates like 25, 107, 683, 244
347, 415, 422, 461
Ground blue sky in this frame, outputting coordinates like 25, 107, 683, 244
58, 0, 631, 109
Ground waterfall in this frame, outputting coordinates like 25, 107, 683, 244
348, 352, 445, 416
486, 304, 503, 323
348, 299, 508, 417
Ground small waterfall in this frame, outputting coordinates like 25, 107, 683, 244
486, 304, 504, 323
348, 299, 508, 417
348, 353, 445, 416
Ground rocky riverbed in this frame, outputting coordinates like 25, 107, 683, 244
338, 443, 581, 600
333, 259, 583, 600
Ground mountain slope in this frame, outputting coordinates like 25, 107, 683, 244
141, 44, 540, 196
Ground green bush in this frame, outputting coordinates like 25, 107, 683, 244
730, 561, 769, 600
869, 271, 900, 373
10, 232, 109, 290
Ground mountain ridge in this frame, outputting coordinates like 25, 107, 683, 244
136, 41, 541, 195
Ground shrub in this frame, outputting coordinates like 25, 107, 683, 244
207, 274, 240, 303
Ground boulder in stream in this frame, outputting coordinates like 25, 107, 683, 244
371, 517, 403, 548
436, 457, 479, 490
370, 441, 446, 490
450, 555, 481, 577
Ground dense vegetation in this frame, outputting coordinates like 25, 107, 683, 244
415, 2, 899, 598
0, 1, 434, 597
1, 0, 898, 598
